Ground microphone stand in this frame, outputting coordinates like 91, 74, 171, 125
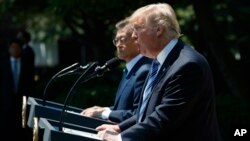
58, 57, 121, 131
59, 62, 98, 131
42, 62, 79, 106
80, 57, 121, 83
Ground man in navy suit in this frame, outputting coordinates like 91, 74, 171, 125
0, 38, 34, 140
96, 3, 221, 141
80, 18, 152, 123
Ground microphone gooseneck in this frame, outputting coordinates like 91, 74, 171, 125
59, 62, 98, 131
57, 64, 90, 78
42, 62, 79, 106
59, 57, 121, 131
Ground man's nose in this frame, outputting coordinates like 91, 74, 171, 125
131, 31, 138, 40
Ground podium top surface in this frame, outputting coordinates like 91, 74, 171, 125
39, 118, 103, 141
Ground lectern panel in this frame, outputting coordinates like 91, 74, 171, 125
26, 97, 115, 129
38, 118, 103, 141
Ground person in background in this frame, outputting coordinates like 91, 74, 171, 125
16, 30, 35, 97
17, 30, 35, 66
0, 38, 34, 140
96, 3, 221, 141
80, 18, 152, 123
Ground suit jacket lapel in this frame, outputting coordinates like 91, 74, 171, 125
140, 40, 184, 120
153, 40, 184, 91
113, 57, 148, 109
113, 74, 129, 109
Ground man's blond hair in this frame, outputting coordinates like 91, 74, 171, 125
130, 3, 181, 39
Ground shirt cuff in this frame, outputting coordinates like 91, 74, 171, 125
101, 107, 112, 120
118, 134, 122, 141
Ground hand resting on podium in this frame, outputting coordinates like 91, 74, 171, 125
96, 124, 121, 141
80, 106, 107, 119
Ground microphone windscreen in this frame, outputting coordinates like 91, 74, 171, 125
105, 57, 121, 69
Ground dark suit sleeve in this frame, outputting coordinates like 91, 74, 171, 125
118, 114, 137, 131
121, 62, 210, 141
108, 65, 149, 122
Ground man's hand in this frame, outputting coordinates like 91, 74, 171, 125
80, 106, 104, 118
96, 124, 121, 141
96, 124, 121, 133
97, 130, 120, 141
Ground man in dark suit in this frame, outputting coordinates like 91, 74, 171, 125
17, 30, 35, 96
96, 3, 221, 141
17, 30, 35, 66
0, 38, 34, 140
80, 18, 152, 123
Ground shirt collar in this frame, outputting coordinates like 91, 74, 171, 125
125, 54, 143, 73
157, 38, 178, 66
22, 44, 28, 49
10, 56, 21, 62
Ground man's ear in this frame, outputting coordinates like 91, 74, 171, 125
156, 25, 164, 37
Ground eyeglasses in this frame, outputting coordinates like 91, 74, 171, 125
113, 36, 128, 46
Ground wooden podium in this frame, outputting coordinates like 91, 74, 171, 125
23, 96, 115, 129
35, 117, 103, 141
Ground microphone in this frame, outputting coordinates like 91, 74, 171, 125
95, 57, 121, 77
57, 64, 90, 77
59, 62, 98, 131
58, 58, 121, 131
42, 62, 79, 106
57, 63, 79, 75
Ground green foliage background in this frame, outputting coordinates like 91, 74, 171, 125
1, 0, 250, 140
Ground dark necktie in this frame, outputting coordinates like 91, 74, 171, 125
122, 67, 128, 80
138, 59, 160, 122
13, 59, 19, 94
